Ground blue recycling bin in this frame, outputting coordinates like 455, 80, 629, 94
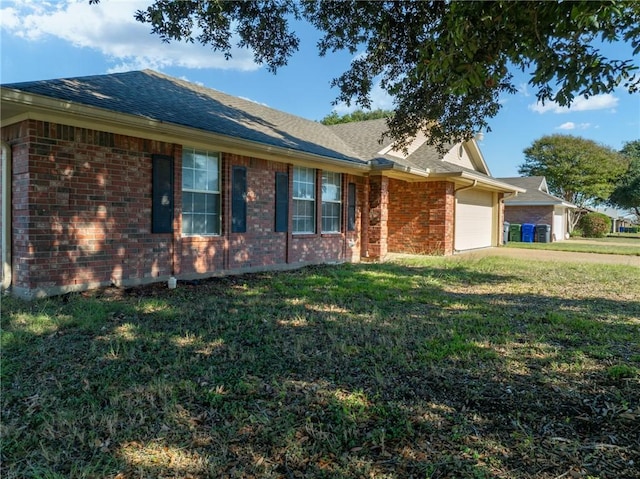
521, 223, 535, 243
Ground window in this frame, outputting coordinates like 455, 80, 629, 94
275, 172, 289, 232
182, 148, 220, 235
322, 171, 342, 233
293, 166, 316, 234
347, 182, 356, 231
231, 166, 247, 233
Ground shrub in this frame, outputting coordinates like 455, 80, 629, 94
578, 212, 611, 238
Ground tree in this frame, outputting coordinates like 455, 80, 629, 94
609, 140, 640, 217
518, 134, 628, 231
320, 109, 393, 125
90, 0, 640, 150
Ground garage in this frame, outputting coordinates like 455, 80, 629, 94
455, 189, 495, 251
553, 207, 566, 241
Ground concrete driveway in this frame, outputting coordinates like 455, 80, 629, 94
456, 244, 640, 267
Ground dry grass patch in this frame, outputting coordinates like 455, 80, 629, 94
2, 256, 639, 478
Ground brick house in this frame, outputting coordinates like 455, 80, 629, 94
499, 176, 577, 241
1, 70, 521, 298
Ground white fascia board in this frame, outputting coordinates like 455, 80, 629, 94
429, 171, 525, 193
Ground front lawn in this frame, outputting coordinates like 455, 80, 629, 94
2, 256, 639, 478
506, 239, 640, 256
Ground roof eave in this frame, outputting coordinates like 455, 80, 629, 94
461, 139, 492, 176
504, 200, 577, 208
429, 171, 525, 193
369, 161, 431, 181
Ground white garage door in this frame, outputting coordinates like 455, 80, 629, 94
553, 208, 566, 241
455, 189, 494, 251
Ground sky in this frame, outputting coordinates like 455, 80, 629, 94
1, 0, 639, 178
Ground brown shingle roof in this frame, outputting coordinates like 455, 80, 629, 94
3, 69, 364, 164
498, 176, 576, 206
2, 69, 518, 191
328, 119, 495, 178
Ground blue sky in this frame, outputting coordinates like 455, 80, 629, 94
1, 0, 639, 178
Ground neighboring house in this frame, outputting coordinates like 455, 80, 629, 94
1, 70, 521, 298
593, 207, 637, 233
499, 176, 576, 241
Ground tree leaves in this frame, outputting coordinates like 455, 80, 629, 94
111, 0, 640, 149
609, 140, 640, 216
519, 134, 628, 208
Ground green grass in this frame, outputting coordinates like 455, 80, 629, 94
506, 238, 640, 255
2, 256, 639, 478
602, 233, 640, 242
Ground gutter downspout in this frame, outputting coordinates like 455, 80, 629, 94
454, 180, 478, 196
1, 141, 11, 291
452, 180, 478, 254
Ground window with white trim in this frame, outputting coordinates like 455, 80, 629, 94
322, 171, 342, 233
293, 166, 316, 234
182, 148, 221, 235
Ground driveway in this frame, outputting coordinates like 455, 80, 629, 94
456, 245, 640, 267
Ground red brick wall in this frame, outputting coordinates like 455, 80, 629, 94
387, 179, 455, 255
224, 154, 288, 270
3, 120, 175, 296
345, 174, 365, 262
504, 205, 553, 228
367, 175, 389, 258
1, 120, 364, 296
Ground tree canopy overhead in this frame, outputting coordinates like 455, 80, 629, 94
92, 0, 640, 149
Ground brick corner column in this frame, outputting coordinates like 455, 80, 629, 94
367, 175, 389, 259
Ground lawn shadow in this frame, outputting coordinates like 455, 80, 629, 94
2, 262, 639, 478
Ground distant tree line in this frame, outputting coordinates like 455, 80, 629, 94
320, 109, 393, 125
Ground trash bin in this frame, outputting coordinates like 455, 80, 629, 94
535, 224, 551, 243
503, 221, 510, 245
521, 223, 535, 243
509, 223, 522, 242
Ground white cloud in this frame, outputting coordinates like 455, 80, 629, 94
556, 122, 592, 131
0, 0, 259, 72
0, 6, 21, 29
529, 93, 619, 114
517, 82, 530, 97
368, 82, 394, 111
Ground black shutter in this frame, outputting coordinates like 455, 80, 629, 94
275, 172, 289, 232
232, 166, 247, 233
152, 154, 174, 234
347, 182, 356, 231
